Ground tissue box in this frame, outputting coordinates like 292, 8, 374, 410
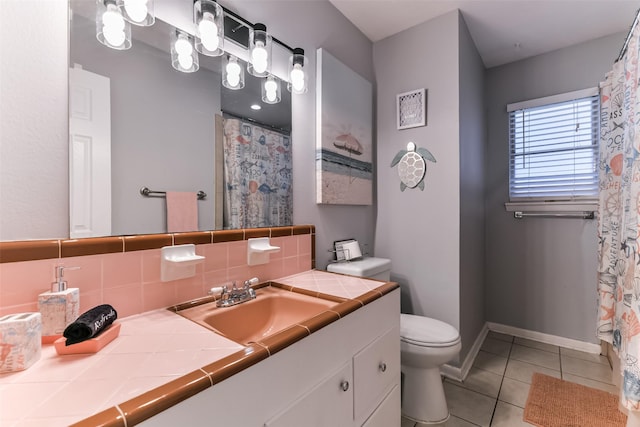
0, 312, 42, 373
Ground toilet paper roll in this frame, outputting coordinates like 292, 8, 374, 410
342, 241, 362, 260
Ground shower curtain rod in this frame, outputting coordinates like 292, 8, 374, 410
617, 8, 640, 62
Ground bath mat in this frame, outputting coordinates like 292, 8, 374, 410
523, 373, 626, 427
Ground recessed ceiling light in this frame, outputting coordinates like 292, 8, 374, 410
250, 104, 261, 110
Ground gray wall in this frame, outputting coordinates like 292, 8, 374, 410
374, 11, 462, 349
71, 15, 220, 235
458, 14, 486, 359
227, 1, 376, 268
485, 33, 623, 343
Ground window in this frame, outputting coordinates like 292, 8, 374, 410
507, 88, 599, 202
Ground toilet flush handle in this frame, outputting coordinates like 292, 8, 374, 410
379, 362, 387, 373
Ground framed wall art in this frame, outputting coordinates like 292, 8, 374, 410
316, 48, 373, 205
397, 88, 427, 130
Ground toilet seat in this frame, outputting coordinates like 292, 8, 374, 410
400, 314, 460, 348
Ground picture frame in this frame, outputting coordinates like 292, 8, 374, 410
316, 48, 373, 205
397, 88, 427, 130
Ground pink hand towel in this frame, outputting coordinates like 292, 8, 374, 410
166, 192, 198, 233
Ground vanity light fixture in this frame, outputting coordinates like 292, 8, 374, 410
248, 23, 272, 77
171, 30, 199, 73
96, 0, 132, 50
288, 47, 307, 94
222, 55, 245, 89
262, 75, 281, 104
194, 0, 224, 56
117, 0, 154, 26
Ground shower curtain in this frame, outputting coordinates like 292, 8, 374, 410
222, 117, 292, 229
597, 20, 640, 410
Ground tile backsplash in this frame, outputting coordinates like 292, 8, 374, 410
0, 226, 314, 318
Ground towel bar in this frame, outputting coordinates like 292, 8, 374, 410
514, 211, 594, 219
140, 187, 206, 200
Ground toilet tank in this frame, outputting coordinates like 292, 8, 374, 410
327, 257, 391, 281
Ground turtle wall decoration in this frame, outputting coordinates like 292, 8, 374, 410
390, 142, 436, 191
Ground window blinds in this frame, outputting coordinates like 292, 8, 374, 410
508, 93, 599, 201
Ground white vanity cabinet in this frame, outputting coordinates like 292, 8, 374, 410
139, 288, 400, 427
265, 325, 400, 427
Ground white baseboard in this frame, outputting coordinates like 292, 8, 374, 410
439, 321, 601, 382
486, 322, 602, 354
440, 323, 489, 382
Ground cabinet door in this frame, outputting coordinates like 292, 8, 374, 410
264, 361, 353, 427
361, 385, 400, 427
353, 326, 400, 422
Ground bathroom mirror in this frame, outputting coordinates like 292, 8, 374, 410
68, 1, 291, 237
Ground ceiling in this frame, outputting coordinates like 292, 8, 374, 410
328, 0, 640, 68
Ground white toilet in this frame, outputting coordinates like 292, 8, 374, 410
327, 257, 461, 424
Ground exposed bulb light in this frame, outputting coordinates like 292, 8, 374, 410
96, 0, 131, 50
288, 48, 307, 94
262, 75, 281, 104
124, 0, 147, 23
178, 50, 194, 70
251, 104, 262, 110
290, 65, 304, 91
199, 13, 219, 51
194, 0, 223, 56
171, 30, 198, 73
223, 55, 244, 90
251, 42, 268, 74
175, 36, 193, 56
248, 23, 271, 77
103, 7, 126, 46
117, 0, 154, 26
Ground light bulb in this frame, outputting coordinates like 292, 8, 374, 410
124, 0, 148, 23
264, 78, 278, 103
290, 64, 305, 92
103, 26, 126, 47
102, 5, 126, 47
265, 89, 277, 102
251, 42, 268, 74
198, 12, 219, 51
175, 36, 193, 56
103, 5, 125, 30
178, 53, 194, 70
265, 79, 278, 93
227, 73, 240, 87
226, 59, 241, 87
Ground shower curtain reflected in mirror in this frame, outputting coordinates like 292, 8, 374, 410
597, 19, 640, 413
222, 117, 292, 229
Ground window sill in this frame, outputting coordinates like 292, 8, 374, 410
505, 200, 597, 213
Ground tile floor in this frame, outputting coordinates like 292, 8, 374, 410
401, 331, 616, 427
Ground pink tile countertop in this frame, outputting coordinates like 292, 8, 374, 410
0, 270, 386, 427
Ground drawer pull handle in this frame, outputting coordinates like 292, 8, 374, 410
340, 380, 350, 392
379, 362, 387, 373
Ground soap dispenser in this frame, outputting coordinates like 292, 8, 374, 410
38, 266, 80, 343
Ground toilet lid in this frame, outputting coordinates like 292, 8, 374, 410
400, 314, 460, 347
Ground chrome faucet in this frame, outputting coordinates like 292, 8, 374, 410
209, 277, 259, 307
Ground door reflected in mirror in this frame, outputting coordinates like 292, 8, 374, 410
69, 2, 292, 237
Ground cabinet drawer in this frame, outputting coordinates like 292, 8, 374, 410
353, 325, 400, 422
264, 361, 353, 427
361, 385, 400, 427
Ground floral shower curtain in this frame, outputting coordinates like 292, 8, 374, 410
222, 117, 292, 229
597, 21, 640, 410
